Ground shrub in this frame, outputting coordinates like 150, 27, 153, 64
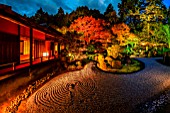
106, 45, 120, 59
97, 54, 107, 70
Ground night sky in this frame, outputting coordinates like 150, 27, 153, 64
0, 0, 170, 17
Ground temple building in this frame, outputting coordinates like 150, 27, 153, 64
0, 4, 64, 68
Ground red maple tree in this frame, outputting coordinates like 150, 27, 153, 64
69, 16, 112, 44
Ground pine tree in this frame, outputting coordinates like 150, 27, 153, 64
104, 3, 118, 25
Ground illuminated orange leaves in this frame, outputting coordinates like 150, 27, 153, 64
69, 16, 112, 43
111, 23, 131, 44
111, 23, 130, 36
69, 17, 136, 45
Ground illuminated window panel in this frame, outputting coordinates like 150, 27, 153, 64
20, 37, 30, 61
55, 44, 58, 52
20, 41, 24, 55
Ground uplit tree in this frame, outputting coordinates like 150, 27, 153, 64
123, 0, 166, 46
158, 24, 170, 48
69, 16, 112, 45
118, 0, 166, 32
111, 23, 131, 45
140, 0, 164, 37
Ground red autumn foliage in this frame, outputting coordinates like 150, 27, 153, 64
69, 16, 112, 43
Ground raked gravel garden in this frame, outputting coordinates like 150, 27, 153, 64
10, 57, 170, 113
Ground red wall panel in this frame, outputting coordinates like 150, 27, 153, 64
0, 17, 18, 35
0, 32, 20, 64
20, 25, 30, 37
33, 29, 45, 40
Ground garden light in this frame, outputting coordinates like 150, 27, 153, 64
43, 52, 49, 57
68, 53, 72, 57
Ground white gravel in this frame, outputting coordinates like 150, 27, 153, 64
24, 58, 170, 113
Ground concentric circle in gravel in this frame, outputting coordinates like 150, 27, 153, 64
23, 58, 170, 113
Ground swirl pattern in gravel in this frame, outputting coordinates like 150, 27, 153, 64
23, 58, 170, 113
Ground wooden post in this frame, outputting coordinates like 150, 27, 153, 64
58, 43, 60, 57
12, 62, 15, 71
29, 68, 32, 77
30, 28, 33, 67
18, 25, 20, 64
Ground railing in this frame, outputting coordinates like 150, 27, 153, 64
0, 62, 17, 71
0, 56, 56, 72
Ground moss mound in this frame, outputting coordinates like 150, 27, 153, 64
97, 58, 145, 74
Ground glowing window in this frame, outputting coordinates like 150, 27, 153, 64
20, 41, 24, 55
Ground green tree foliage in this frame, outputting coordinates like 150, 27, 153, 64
69, 6, 103, 23
68, 6, 91, 26
158, 24, 170, 48
30, 7, 50, 25
118, 0, 166, 28
54, 7, 65, 28
104, 3, 114, 15
74, 6, 90, 17
50, 7, 71, 28
139, 0, 165, 37
104, 3, 118, 25
118, 0, 139, 22
167, 6, 170, 24
118, 0, 166, 44
89, 9, 103, 19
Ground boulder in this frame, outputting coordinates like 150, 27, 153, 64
111, 60, 122, 69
